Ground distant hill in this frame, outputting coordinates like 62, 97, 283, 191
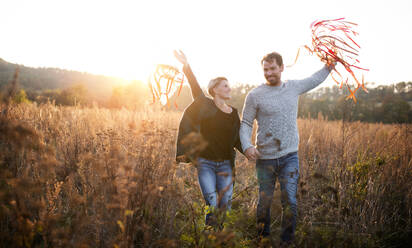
1, 57, 411, 123
0, 58, 132, 98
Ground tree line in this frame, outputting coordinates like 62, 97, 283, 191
1, 58, 411, 123
298, 82, 412, 123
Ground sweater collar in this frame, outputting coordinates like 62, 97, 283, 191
263, 81, 284, 89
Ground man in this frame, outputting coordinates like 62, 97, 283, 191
240, 52, 335, 244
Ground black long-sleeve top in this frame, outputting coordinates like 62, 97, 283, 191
175, 64, 243, 165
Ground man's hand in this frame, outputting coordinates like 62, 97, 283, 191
245, 147, 261, 161
326, 57, 337, 71
321, 55, 337, 71
327, 61, 337, 71
173, 50, 188, 66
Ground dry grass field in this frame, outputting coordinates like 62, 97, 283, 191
0, 102, 411, 247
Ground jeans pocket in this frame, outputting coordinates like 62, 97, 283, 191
256, 159, 274, 167
197, 157, 211, 166
280, 155, 299, 183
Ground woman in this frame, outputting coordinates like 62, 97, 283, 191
174, 50, 243, 227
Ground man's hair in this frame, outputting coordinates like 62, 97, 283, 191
261, 52, 283, 66
208, 77, 228, 97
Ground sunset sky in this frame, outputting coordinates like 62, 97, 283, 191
1, 0, 411, 88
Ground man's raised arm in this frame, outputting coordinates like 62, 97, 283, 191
292, 64, 334, 95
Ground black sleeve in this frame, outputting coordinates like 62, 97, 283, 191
182, 64, 205, 100
233, 109, 244, 154
234, 135, 244, 154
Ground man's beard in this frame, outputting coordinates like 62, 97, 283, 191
266, 76, 280, 85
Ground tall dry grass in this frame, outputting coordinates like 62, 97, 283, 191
0, 102, 411, 247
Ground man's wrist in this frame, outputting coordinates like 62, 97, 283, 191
244, 145, 254, 152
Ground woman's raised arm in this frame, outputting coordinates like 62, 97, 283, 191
174, 50, 204, 99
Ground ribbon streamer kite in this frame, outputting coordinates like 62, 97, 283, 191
292, 18, 369, 102
149, 64, 185, 107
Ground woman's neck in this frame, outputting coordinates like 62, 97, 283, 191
213, 96, 232, 113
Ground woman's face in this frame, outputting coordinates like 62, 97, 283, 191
213, 80, 231, 100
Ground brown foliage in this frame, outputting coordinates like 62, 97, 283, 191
0, 102, 411, 247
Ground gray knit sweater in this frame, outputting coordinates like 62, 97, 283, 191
240, 66, 331, 159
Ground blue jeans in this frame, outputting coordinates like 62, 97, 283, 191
256, 152, 299, 242
197, 157, 233, 226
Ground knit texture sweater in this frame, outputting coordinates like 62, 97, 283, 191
239, 66, 330, 159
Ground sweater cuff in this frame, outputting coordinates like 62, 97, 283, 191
242, 145, 255, 152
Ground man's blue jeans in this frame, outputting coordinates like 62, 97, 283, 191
256, 151, 299, 242
197, 157, 233, 226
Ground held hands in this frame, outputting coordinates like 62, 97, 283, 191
176, 154, 189, 163
173, 50, 188, 66
244, 146, 261, 161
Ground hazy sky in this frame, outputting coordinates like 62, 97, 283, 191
1, 0, 411, 87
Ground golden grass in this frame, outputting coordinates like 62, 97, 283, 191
1, 102, 411, 247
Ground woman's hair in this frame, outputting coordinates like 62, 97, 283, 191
207, 77, 228, 97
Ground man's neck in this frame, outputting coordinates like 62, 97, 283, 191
265, 81, 282, 87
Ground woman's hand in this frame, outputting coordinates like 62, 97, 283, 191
174, 50, 188, 66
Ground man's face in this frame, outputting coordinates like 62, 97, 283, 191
263, 60, 284, 86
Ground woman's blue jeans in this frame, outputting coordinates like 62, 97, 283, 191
197, 157, 233, 226
256, 151, 299, 242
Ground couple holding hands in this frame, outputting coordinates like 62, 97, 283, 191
174, 50, 334, 244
